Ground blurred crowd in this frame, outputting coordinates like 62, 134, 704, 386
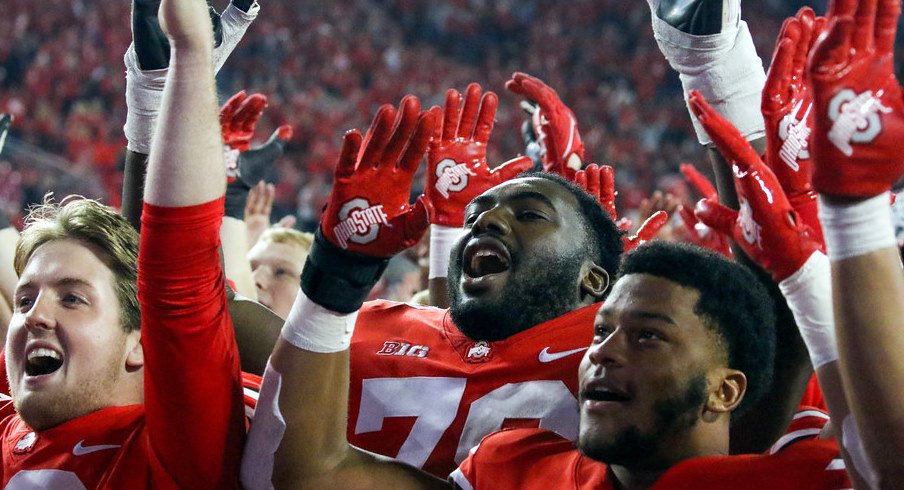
0, 0, 877, 230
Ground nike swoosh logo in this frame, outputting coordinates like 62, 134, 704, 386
538, 346, 588, 363
72, 440, 121, 456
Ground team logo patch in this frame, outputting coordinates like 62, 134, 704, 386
778, 100, 812, 171
376, 341, 429, 358
738, 197, 762, 249
465, 341, 492, 363
223, 146, 241, 181
434, 159, 476, 199
13, 432, 36, 454
827, 88, 892, 156
332, 198, 390, 249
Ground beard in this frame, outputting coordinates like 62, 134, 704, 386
448, 247, 586, 341
577, 373, 708, 469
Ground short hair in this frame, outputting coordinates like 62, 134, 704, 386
520, 171, 624, 277
618, 241, 776, 419
258, 227, 313, 252
15, 196, 140, 332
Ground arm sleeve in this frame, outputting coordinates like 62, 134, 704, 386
139, 197, 244, 489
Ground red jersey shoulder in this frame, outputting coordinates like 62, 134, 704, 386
453, 428, 610, 490
1, 405, 151, 489
654, 410, 848, 490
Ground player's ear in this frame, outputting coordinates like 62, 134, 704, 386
580, 262, 609, 300
125, 330, 144, 371
704, 367, 746, 419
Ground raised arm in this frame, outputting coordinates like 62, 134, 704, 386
647, 0, 813, 453
808, 0, 904, 483
139, 0, 243, 487
241, 97, 448, 489
690, 92, 866, 484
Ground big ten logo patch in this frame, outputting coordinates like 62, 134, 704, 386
377, 341, 430, 358
827, 89, 892, 156
434, 159, 476, 199
778, 100, 812, 171
332, 198, 390, 249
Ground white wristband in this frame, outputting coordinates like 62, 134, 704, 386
819, 193, 896, 261
429, 225, 464, 279
123, 45, 167, 154
213, 1, 260, 73
651, 12, 766, 145
778, 252, 838, 369
281, 290, 358, 353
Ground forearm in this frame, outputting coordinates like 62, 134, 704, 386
122, 150, 149, 230
220, 216, 257, 300
832, 248, 904, 477
270, 338, 445, 489
145, 42, 224, 207
0, 227, 19, 310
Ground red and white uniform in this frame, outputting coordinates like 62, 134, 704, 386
452, 409, 849, 489
0, 199, 245, 489
347, 301, 599, 478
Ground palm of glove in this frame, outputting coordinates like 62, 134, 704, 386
426, 84, 532, 228
762, 8, 824, 198
321, 97, 435, 258
220, 90, 267, 152
506, 72, 584, 179
690, 91, 820, 281
808, 0, 904, 198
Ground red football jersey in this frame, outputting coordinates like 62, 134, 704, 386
347, 300, 599, 478
453, 410, 849, 489
0, 200, 246, 489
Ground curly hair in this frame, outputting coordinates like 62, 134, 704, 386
618, 241, 776, 419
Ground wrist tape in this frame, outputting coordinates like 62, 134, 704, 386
651, 11, 766, 145
282, 289, 359, 353
299, 228, 389, 314
819, 193, 896, 260
123, 45, 167, 154
778, 252, 838, 369
213, 1, 260, 73
429, 225, 464, 279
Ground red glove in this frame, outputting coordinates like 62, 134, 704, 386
690, 91, 821, 281
762, 7, 826, 245
679, 163, 717, 201
220, 90, 268, 151
807, 0, 904, 198
505, 72, 584, 179
426, 83, 533, 228
624, 211, 669, 252
573, 164, 633, 232
678, 164, 732, 257
678, 205, 733, 257
321, 96, 436, 257
573, 164, 668, 249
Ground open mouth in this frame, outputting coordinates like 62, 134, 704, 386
25, 347, 63, 377
462, 239, 512, 279
581, 381, 632, 405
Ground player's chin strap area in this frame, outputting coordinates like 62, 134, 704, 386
241, 362, 284, 490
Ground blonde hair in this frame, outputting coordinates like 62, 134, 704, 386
258, 227, 313, 252
15, 196, 140, 332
